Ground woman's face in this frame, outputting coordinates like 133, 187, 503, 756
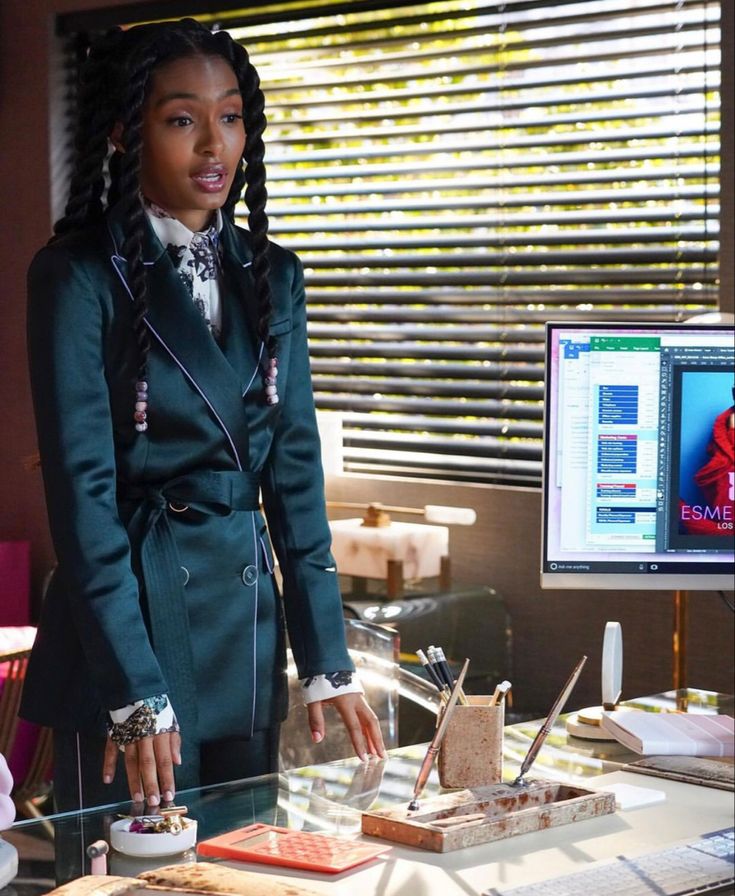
139, 53, 245, 232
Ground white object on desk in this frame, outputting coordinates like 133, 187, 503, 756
601, 710, 735, 756
566, 706, 624, 741
329, 518, 449, 580
109, 818, 197, 858
601, 621, 623, 708
565, 621, 624, 741
594, 781, 666, 811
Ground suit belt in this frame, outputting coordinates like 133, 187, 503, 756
118, 470, 261, 790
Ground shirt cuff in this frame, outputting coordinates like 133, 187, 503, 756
108, 694, 179, 747
300, 671, 364, 704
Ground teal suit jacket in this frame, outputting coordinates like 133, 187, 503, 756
21, 203, 351, 783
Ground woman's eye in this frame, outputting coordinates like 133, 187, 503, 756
169, 116, 193, 127
223, 113, 243, 124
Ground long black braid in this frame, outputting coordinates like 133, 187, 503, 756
53, 29, 125, 237
54, 18, 274, 430
115, 39, 155, 399
216, 33, 273, 356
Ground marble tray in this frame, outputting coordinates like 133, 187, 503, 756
361, 779, 616, 853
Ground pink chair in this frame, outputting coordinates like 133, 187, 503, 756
0, 542, 30, 626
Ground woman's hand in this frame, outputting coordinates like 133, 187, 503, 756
307, 693, 387, 761
102, 730, 181, 805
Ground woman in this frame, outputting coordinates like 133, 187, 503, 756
21, 18, 384, 812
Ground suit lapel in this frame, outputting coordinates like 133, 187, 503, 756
106, 205, 252, 471
218, 220, 265, 398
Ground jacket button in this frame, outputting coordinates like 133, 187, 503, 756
181, 566, 190, 586
241, 565, 258, 586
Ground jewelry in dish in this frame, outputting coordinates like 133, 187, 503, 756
110, 806, 197, 857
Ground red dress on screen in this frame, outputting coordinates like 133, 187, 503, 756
679, 407, 735, 536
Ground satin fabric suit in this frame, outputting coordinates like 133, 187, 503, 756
20, 203, 352, 787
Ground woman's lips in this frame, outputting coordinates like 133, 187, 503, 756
191, 167, 227, 193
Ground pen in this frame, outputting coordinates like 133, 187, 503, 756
433, 645, 470, 705
433, 646, 455, 689
407, 657, 470, 812
489, 679, 512, 706
416, 649, 446, 694
513, 655, 587, 786
426, 646, 449, 688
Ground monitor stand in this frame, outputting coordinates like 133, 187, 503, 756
673, 590, 688, 703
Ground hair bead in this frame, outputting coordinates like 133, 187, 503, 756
263, 356, 279, 405
134, 380, 148, 431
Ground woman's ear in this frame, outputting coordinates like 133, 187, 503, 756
110, 121, 125, 153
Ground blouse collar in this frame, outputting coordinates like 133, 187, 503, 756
144, 198, 224, 269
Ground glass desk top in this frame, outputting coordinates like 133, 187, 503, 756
2, 688, 732, 895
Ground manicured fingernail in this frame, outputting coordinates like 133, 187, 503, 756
163, 790, 174, 802
311, 730, 323, 743
147, 793, 160, 807
361, 753, 369, 763
133, 792, 143, 803
103, 775, 112, 784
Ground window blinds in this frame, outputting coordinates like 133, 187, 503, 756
61, 0, 721, 486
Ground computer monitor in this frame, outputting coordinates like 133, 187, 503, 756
541, 321, 734, 590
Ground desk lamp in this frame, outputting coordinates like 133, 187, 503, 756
566, 622, 628, 740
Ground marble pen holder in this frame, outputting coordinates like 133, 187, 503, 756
438, 696, 504, 789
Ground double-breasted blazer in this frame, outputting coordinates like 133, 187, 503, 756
21, 202, 352, 786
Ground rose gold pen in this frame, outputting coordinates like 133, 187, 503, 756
513, 655, 587, 786
407, 657, 470, 812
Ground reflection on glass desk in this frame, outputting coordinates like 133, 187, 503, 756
2, 689, 733, 896
503, 689, 735, 784
282, 619, 404, 769
343, 585, 511, 698
343, 586, 513, 746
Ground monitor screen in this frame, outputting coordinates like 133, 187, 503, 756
541, 321, 735, 590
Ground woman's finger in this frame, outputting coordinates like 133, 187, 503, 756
340, 694, 387, 759
152, 732, 176, 804
333, 697, 369, 761
135, 736, 161, 806
359, 703, 387, 758
102, 737, 119, 784
122, 737, 160, 806
122, 741, 144, 804
170, 730, 182, 766
306, 700, 326, 744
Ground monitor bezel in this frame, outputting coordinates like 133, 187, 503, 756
540, 320, 735, 591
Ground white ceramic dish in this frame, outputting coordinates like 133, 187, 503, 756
110, 817, 197, 857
